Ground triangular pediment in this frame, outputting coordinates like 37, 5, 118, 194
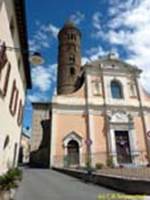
63, 131, 83, 147
63, 131, 82, 142
86, 55, 142, 74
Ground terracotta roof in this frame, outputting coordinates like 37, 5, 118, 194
58, 21, 81, 38
64, 21, 76, 28
14, 0, 31, 89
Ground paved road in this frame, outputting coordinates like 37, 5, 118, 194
15, 169, 116, 200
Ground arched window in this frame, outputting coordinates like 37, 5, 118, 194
70, 67, 75, 75
69, 54, 75, 64
111, 80, 123, 99
9, 80, 19, 116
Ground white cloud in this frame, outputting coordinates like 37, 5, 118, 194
70, 11, 85, 25
29, 22, 59, 51
92, 12, 101, 30
92, 0, 150, 92
82, 45, 119, 66
86, 46, 109, 61
22, 127, 32, 136
81, 57, 89, 65
41, 24, 59, 38
31, 63, 57, 92
27, 93, 48, 102
91, 12, 104, 38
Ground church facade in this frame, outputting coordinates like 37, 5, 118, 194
30, 22, 150, 168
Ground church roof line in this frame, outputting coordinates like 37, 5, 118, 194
83, 54, 142, 74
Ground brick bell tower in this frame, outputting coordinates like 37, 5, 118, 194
57, 21, 81, 94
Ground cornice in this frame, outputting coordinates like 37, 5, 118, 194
52, 102, 150, 115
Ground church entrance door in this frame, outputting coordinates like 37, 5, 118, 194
115, 131, 132, 164
67, 140, 79, 166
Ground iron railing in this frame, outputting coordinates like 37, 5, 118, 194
53, 150, 150, 179
53, 150, 148, 169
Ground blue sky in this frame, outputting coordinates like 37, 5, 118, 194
23, 0, 150, 134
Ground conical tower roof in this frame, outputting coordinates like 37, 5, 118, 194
64, 21, 76, 28
58, 21, 81, 38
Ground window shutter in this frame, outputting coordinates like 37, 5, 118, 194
9, 80, 19, 116
0, 62, 11, 97
17, 100, 23, 126
0, 41, 7, 73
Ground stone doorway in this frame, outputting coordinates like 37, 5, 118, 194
67, 140, 79, 166
115, 131, 132, 164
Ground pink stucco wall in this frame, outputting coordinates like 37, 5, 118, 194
54, 113, 87, 156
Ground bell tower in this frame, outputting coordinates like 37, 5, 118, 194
57, 21, 81, 94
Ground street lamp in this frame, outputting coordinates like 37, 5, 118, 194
0, 42, 44, 66
29, 52, 44, 66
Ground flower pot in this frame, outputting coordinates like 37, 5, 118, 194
10, 188, 16, 199
0, 190, 10, 200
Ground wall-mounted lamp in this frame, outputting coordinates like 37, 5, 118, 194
0, 42, 44, 66
29, 52, 44, 66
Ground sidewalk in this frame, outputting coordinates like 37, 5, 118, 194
96, 167, 150, 180
96, 168, 150, 199
53, 167, 150, 197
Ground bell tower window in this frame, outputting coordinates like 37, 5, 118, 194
67, 33, 76, 40
69, 55, 75, 64
70, 67, 75, 75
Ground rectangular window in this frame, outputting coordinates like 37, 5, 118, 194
128, 83, 137, 97
17, 100, 23, 126
92, 80, 101, 96
70, 67, 75, 75
69, 55, 75, 64
0, 40, 7, 73
0, 62, 10, 97
9, 17, 15, 38
0, 63, 11, 97
0, 0, 3, 11
17, 57, 21, 71
13, 143, 18, 167
9, 80, 19, 116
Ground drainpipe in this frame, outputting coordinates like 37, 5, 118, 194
99, 64, 110, 157
84, 65, 92, 168
134, 72, 150, 163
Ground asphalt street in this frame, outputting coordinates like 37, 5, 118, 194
15, 169, 116, 200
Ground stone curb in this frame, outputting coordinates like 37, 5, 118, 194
53, 167, 150, 196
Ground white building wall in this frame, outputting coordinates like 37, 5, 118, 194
0, 0, 27, 174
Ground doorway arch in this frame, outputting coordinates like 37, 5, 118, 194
67, 140, 79, 166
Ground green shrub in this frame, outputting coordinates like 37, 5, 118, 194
0, 168, 22, 191
85, 160, 91, 169
63, 155, 70, 167
0, 173, 17, 190
106, 156, 114, 168
7, 168, 22, 181
95, 163, 104, 170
